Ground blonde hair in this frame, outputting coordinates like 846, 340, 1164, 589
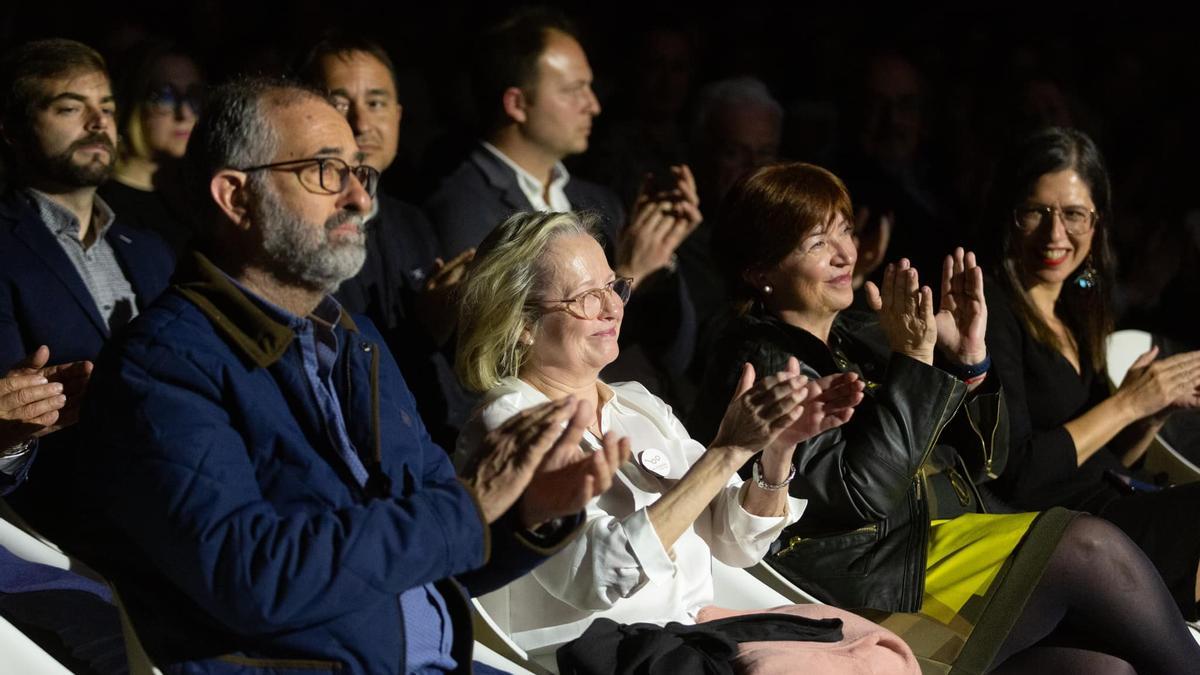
456, 210, 601, 392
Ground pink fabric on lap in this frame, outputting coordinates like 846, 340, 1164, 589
697, 605, 919, 675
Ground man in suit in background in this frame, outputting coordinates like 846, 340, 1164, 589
0, 38, 174, 537
426, 8, 701, 403
299, 36, 474, 448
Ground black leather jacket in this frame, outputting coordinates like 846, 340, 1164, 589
691, 309, 1010, 612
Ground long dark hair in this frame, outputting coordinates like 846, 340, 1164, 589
983, 127, 1114, 371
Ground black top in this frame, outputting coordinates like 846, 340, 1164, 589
986, 281, 1125, 511
98, 178, 196, 256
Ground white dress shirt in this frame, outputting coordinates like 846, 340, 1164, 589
456, 377, 805, 653
480, 142, 572, 212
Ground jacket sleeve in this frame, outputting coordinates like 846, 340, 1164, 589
789, 354, 966, 530
77, 339, 490, 636
712, 327, 967, 532
0, 274, 24, 372
985, 291, 1083, 505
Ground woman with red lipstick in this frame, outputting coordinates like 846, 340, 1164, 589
984, 127, 1200, 620
99, 39, 203, 255
453, 210, 922, 672
693, 161, 1200, 673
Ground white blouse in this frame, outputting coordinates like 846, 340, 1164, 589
456, 377, 805, 653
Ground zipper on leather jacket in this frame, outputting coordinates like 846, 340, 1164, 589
774, 523, 880, 559
965, 405, 1000, 480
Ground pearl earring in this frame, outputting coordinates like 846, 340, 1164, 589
762, 285, 773, 295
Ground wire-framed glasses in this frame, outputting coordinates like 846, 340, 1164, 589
1012, 204, 1097, 235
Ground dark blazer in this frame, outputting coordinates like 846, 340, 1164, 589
70, 252, 579, 674
0, 188, 175, 535
335, 194, 474, 449
0, 189, 175, 372
424, 144, 624, 256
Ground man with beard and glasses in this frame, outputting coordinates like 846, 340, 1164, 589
0, 40, 173, 538
65, 77, 627, 675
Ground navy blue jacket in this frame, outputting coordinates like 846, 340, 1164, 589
71, 252, 579, 674
0, 188, 175, 372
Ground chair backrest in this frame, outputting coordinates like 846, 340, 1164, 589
710, 559, 797, 610
1105, 329, 1154, 388
0, 614, 74, 674
471, 591, 554, 675
0, 510, 71, 570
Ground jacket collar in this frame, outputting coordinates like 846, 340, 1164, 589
174, 251, 358, 368
469, 144, 534, 213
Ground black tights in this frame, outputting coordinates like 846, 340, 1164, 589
990, 514, 1200, 674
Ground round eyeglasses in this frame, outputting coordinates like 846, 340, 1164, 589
1013, 204, 1097, 235
238, 157, 380, 199
529, 277, 634, 320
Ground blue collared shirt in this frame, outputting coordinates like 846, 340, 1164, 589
228, 276, 456, 673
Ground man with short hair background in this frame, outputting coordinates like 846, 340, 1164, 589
299, 36, 474, 447
425, 8, 702, 403
69, 76, 627, 675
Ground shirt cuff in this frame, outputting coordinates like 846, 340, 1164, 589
621, 507, 676, 585
727, 482, 807, 543
0, 442, 36, 475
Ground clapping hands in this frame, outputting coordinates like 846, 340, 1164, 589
935, 248, 988, 367
0, 346, 93, 450
864, 259, 936, 364
615, 165, 702, 287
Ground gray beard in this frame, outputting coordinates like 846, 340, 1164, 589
253, 185, 367, 294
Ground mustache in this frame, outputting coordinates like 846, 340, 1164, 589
325, 210, 366, 233
69, 133, 115, 153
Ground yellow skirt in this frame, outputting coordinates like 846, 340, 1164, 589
922, 513, 1039, 625
860, 509, 1076, 675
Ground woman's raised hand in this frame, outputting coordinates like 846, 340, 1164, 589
865, 259, 936, 365
935, 248, 988, 366
711, 358, 810, 460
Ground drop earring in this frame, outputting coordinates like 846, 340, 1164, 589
1074, 255, 1098, 290
762, 285, 773, 295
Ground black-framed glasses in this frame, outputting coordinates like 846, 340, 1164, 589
145, 83, 204, 116
1013, 204, 1097, 235
238, 157, 379, 199
528, 277, 634, 320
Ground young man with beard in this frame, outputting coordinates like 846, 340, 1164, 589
67, 77, 626, 674
0, 39, 174, 538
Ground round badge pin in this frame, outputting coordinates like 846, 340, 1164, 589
638, 449, 671, 478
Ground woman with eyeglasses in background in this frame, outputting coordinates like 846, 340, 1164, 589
984, 126, 1200, 620
99, 39, 203, 254
453, 210, 919, 672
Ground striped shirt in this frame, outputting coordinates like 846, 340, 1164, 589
26, 189, 138, 333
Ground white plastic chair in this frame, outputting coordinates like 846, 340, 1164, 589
0, 501, 165, 675
711, 559, 818, 609
0, 614, 74, 674
1105, 330, 1200, 484
472, 587, 555, 674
